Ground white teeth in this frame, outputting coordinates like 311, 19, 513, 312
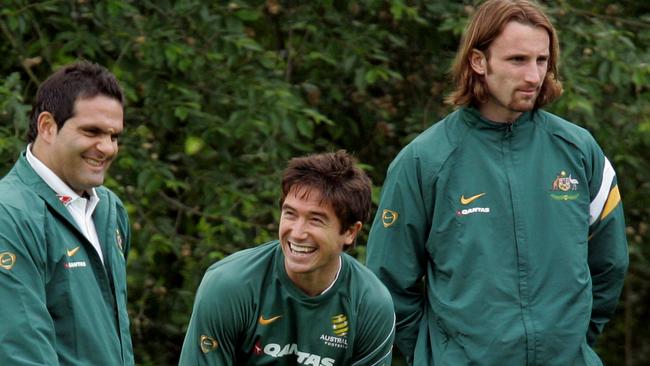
289, 242, 316, 254
85, 158, 103, 167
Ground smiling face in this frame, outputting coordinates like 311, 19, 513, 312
279, 186, 361, 296
470, 21, 550, 122
33, 95, 123, 195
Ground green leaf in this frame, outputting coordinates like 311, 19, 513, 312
185, 136, 205, 155
234, 9, 260, 21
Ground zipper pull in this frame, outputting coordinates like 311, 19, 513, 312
505, 123, 513, 138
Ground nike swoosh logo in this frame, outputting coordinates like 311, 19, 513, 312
258, 315, 282, 326
460, 193, 485, 205
66, 246, 81, 257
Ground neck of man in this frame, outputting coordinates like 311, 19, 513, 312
479, 106, 523, 124
286, 256, 342, 297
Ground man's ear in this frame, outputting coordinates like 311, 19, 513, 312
343, 221, 363, 246
36, 112, 58, 143
470, 49, 487, 76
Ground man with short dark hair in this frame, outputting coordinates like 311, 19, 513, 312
180, 151, 395, 365
366, 0, 629, 365
0, 61, 134, 365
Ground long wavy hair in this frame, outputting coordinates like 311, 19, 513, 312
445, 0, 563, 108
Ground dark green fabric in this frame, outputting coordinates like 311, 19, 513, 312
179, 241, 395, 366
0, 153, 134, 365
367, 107, 628, 366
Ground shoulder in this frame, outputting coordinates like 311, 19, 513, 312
191, 242, 279, 325
96, 186, 126, 210
199, 241, 279, 297
390, 109, 467, 178
95, 186, 130, 244
342, 254, 394, 309
0, 171, 39, 210
0, 176, 45, 225
536, 110, 601, 154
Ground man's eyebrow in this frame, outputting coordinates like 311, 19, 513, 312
281, 204, 329, 218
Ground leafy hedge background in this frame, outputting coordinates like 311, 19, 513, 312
1, 1, 648, 365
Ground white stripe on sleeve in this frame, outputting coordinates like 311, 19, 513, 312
589, 157, 615, 225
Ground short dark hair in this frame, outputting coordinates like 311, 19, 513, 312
280, 150, 372, 235
28, 61, 124, 142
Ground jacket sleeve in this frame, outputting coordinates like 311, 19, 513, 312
366, 147, 431, 363
116, 196, 132, 261
179, 267, 249, 366
351, 283, 396, 366
586, 152, 629, 346
0, 205, 59, 364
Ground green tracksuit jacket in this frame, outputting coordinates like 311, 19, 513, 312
179, 241, 395, 366
0, 153, 134, 365
366, 107, 629, 366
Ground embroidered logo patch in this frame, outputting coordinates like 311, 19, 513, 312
0, 252, 16, 270
259, 315, 282, 326
252, 340, 263, 355
460, 192, 485, 205
320, 313, 350, 349
116, 229, 123, 252
66, 246, 81, 257
200, 335, 219, 353
456, 191, 490, 216
57, 194, 73, 206
550, 171, 580, 201
382, 209, 398, 228
331, 314, 349, 337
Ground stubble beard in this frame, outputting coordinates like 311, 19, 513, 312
508, 91, 538, 112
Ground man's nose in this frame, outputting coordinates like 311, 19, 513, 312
290, 219, 309, 239
96, 134, 117, 156
524, 62, 543, 84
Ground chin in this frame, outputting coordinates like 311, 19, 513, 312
511, 102, 536, 112
286, 261, 314, 275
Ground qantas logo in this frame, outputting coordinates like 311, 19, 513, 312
64, 261, 87, 269
259, 315, 282, 326
57, 194, 73, 206
456, 207, 490, 216
253, 341, 263, 355
460, 193, 485, 205
457, 191, 490, 216
262, 343, 335, 366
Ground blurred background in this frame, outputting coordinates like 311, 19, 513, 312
1, 1, 648, 365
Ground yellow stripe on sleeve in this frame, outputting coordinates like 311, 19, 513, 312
600, 185, 621, 220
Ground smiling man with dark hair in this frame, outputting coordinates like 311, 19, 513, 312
0, 61, 133, 365
180, 150, 395, 366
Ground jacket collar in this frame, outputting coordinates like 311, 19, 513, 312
460, 106, 535, 130
13, 151, 78, 227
